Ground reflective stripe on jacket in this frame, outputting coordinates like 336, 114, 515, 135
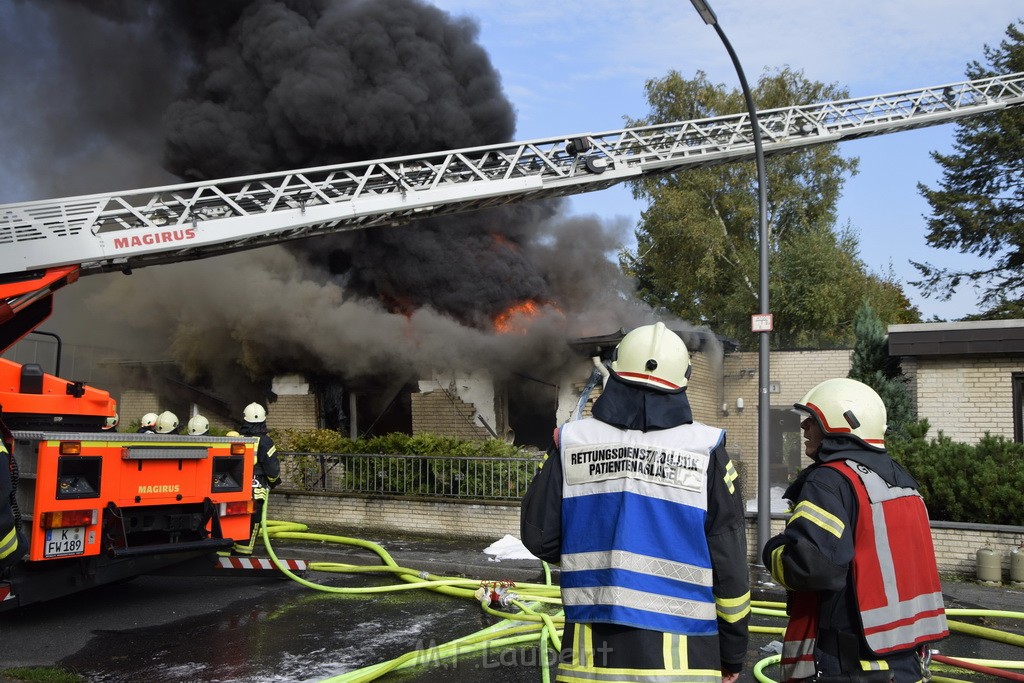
824, 459, 948, 655
0, 441, 27, 568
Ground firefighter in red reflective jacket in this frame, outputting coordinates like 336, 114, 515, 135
762, 378, 948, 683
231, 402, 280, 556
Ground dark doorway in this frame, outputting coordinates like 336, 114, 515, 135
770, 407, 804, 489
506, 374, 557, 450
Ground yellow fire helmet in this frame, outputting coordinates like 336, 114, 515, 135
794, 378, 887, 451
155, 410, 180, 434
187, 414, 210, 436
610, 322, 691, 392
243, 402, 267, 424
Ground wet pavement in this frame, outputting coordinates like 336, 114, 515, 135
1, 528, 1023, 682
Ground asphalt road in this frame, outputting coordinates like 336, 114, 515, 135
0, 535, 556, 682
2, 532, 1023, 683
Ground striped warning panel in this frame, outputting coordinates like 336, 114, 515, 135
216, 557, 307, 571
0, 584, 15, 602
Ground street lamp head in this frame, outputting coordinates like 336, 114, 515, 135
689, 0, 718, 25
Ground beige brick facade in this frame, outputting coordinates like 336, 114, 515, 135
117, 389, 161, 427
412, 390, 492, 441
113, 388, 313, 432
269, 394, 319, 431
907, 355, 1024, 444
715, 349, 853, 503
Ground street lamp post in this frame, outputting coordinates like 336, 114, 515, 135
688, 0, 772, 557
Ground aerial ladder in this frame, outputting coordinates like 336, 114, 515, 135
0, 72, 1022, 610
3, 72, 1023, 283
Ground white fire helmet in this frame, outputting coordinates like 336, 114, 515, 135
610, 322, 692, 392
155, 410, 180, 434
140, 412, 159, 429
794, 378, 887, 450
243, 402, 267, 424
187, 414, 210, 436
103, 413, 119, 430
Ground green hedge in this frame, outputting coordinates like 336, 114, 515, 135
890, 421, 1024, 526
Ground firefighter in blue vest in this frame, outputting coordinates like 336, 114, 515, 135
231, 402, 281, 556
763, 378, 948, 683
521, 322, 750, 683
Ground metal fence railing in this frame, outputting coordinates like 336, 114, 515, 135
277, 452, 542, 501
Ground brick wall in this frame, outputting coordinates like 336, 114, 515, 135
269, 394, 318, 431
688, 352, 718, 426
271, 492, 1024, 580
909, 355, 1024, 444
117, 389, 160, 427
412, 390, 492, 440
272, 491, 519, 538
717, 349, 853, 502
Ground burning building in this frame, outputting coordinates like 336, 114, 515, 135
0, 0, 671, 447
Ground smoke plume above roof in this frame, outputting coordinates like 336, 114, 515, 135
0, 0, 678, 402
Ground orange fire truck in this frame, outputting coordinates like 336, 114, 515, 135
1, 72, 1022, 610
0, 268, 264, 610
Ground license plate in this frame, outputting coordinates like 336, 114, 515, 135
44, 527, 86, 558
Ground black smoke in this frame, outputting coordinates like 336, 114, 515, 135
0, 0, 660, 405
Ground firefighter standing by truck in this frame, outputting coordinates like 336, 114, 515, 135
763, 378, 948, 683
187, 414, 210, 436
231, 402, 281, 556
1, 423, 28, 572
137, 412, 159, 433
521, 323, 750, 683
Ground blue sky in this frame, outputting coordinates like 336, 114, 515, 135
429, 0, 1023, 320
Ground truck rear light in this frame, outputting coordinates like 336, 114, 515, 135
219, 501, 253, 516
230, 442, 246, 456
40, 509, 98, 529
60, 441, 82, 455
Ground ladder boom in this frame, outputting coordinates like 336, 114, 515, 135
2, 72, 1022, 278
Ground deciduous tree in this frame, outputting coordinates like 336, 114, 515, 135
620, 68, 920, 348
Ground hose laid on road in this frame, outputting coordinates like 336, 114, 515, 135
750, 607, 1024, 683
258, 509, 566, 681
255, 509, 1024, 683
932, 653, 1024, 681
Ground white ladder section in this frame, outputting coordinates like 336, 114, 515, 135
2, 72, 1023, 278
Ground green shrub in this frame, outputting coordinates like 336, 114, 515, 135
890, 423, 1024, 525
271, 428, 353, 453
275, 431, 533, 498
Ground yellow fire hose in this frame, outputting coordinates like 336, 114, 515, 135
254, 504, 1024, 683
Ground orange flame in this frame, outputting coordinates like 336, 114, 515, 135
493, 300, 561, 334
